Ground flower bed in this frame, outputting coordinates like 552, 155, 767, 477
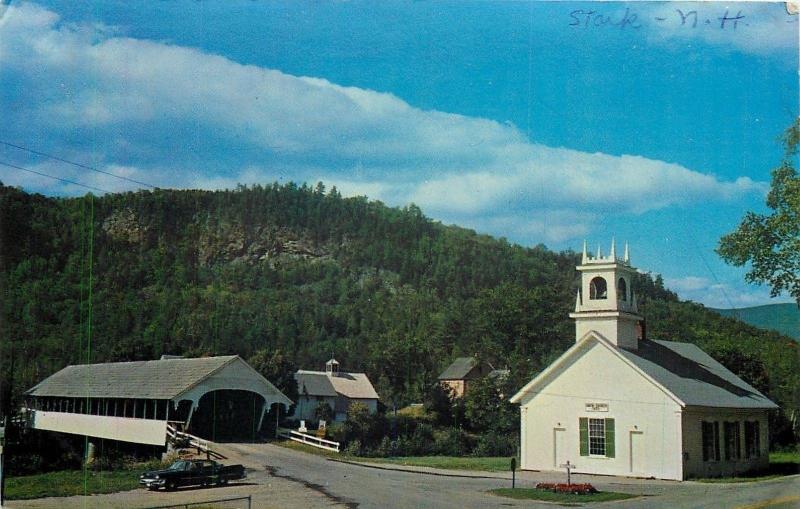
535, 482, 597, 495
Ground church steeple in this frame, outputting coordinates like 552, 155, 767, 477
569, 239, 642, 349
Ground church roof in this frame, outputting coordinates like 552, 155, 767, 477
26, 356, 239, 400
618, 340, 777, 409
511, 334, 777, 410
295, 370, 379, 400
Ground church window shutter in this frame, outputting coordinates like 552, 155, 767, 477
604, 418, 615, 458
579, 417, 589, 456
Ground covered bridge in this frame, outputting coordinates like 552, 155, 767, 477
24, 355, 292, 446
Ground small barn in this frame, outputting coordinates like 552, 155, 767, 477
294, 359, 380, 424
510, 242, 777, 480
24, 355, 292, 446
438, 357, 505, 397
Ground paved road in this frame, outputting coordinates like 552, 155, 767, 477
221, 442, 800, 509
7, 442, 799, 508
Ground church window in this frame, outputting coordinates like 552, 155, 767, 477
617, 278, 627, 301
724, 421, 741, 460
579, 417, 615, 458
744, 421, 760, 458
589, 418, 605, 455
589, 277, 608, 300
702, 421, 720, 461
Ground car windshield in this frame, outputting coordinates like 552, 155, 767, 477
168, 460, 189, 471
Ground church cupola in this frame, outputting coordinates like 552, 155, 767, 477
569, 239, 642, 349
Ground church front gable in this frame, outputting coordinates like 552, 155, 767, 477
519, 341, 683, 480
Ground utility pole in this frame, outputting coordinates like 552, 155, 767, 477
0, 417, 6, 509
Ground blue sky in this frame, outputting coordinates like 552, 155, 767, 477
0, 1, 797, 307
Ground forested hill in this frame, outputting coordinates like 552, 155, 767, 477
712, 304, 799, 341
0, 183, 797, 439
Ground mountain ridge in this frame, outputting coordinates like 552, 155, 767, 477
0, 183, 797, 444
711, 303, 799, 341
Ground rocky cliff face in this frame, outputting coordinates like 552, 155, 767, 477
102, 208, 148, 244
198, 223, 333, 267
103, 208, 333, 267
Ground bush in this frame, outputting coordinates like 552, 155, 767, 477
431, 427, 472, 456
473, 432, 518, 457
325, 422, 346, 443
369, 436, 394, 458
344, 439, 362, 456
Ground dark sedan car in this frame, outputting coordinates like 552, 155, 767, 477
140, 459, 246, 491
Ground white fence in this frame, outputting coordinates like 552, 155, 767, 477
277, 427, 340, 453
167, 423, 225, 459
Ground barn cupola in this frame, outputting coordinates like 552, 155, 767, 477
325, 358, 340, 377
569, 239, 642, 349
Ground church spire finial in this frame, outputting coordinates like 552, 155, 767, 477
624, 242, 630, 263
575, 290, 581, 312
610, 238, 616, 259
582, 240, 588, 263
596, 244, 602, 259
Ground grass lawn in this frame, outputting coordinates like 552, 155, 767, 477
276, 439, 513, 472
489, 488, 637, 503
4, 468, 141, 500
277, 438, 342, 458
695, 451, 800, 483
366, 456, 513, 472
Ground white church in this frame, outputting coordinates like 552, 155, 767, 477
510, 241, 777, 480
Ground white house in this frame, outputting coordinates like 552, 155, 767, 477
510, 241, 777, 480
294, 359, 380, 424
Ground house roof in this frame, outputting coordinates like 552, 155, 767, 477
295, 372, 338, 398
295, 370, 379, 400
26, 356, 239, 400
438, 357, 479, 380
511, 334, 777, 410
488, 369, 510, 379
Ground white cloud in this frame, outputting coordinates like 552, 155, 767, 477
666, 276, 712, 293
665, 275, 794, 308
0, 2, 769, 246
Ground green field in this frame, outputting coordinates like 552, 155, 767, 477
4, 469, 141, 500
489, 488, 637, 503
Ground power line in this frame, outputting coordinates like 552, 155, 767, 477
0, 159, 111, 194
0, 140, 156, 189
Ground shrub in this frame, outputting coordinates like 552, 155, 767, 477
473, 432, 517, 457
344, 439, 362, 456
325, 422, 346, 443
370, 436, 394, 458
431, 427, 472, 456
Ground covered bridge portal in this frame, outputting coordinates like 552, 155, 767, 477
24, 355, 292, 446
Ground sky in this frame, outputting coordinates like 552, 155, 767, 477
0, 0, 797, 308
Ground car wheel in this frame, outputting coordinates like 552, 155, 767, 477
165, 480, 177, 491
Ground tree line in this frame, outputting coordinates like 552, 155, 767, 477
0, 181, 797, 450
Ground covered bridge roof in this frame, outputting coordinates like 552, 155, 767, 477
26, 355, 290, 404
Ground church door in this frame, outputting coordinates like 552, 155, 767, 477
629, 431, 645, 474
553, 428, 566, 469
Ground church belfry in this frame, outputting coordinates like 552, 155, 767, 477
569, 239, 642, 349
